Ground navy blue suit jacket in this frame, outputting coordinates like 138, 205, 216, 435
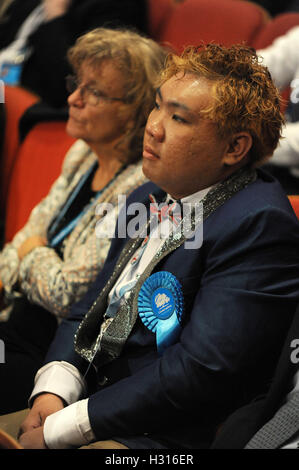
45, 169, 299, 448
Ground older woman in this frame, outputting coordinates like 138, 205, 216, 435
0, 27, 166, 413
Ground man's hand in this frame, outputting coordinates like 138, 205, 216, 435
18, 426, 47, 449
17, 236, 47, 261
43, 0, 72, 21
19, 393, 65, 444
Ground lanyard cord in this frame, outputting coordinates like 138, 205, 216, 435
49, 190, 102, 248
48, 161, 97, 241
48, 161, 126, 248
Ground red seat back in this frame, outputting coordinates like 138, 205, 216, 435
5, 121, 75, 242
157, 0, 270, 53
147, 0, 175, 40
252, 12, 299, 49
1, 85, 39, 210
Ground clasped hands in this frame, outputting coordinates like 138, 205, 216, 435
18, 393, 64, 449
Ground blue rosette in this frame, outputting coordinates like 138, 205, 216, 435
138, 271, 184, 355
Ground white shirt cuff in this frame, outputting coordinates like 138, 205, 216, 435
29, 361, 86, 406
44, 399, 95, 449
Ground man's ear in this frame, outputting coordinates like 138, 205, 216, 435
223, 132, 252, 166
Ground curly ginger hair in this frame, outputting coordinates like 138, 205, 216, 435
159, 43, 284, 166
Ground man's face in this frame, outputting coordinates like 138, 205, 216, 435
142, 73, 232, 199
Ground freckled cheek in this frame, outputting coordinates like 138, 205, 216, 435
166, 136, 199, 165
165, 130, 190, 154
163, 143, 190, 177
186, 135, 211, 164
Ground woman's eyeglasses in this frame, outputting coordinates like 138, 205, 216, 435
65, 75, 126, 106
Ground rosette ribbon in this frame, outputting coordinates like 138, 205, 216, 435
138, 271, 184, 355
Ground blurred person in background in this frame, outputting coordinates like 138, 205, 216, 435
258, 26, 299, 194
0, 0, 149, 107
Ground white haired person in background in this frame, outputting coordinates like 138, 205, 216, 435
258, 26, 299, 194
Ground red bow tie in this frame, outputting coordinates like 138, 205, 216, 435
149, 194, 182, 226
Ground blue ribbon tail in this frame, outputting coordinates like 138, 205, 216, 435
156, 312, 182, 355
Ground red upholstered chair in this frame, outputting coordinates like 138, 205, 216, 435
288, 195, 299, 220
252, 12, 299, 49
155, 0, 271, 53
1, 85, 39, 210
5, 121, 75, 242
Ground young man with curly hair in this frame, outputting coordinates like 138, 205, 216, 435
5, 43, 299, 450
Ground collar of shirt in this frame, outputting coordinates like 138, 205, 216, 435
166, 186, 213, 206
